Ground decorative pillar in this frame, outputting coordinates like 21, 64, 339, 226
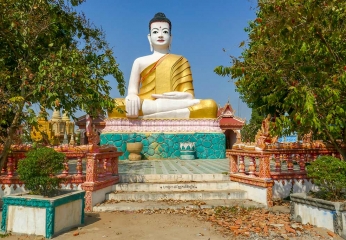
62, 157, 69, 176
275, 154, 281, 172
76, 157, 83, 177
259, 155, 271, 179
85, 153, 98, 182
6, 155, 13, 177
266, 185, 273, 207
238, 156, 245, 174
229, 154, 238, 174
299, 153, 306, 171
248, 157, 256, 176
287, 153, 294, 171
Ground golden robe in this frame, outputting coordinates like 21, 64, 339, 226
108, 54, 217, 118
139, 54, 194, 99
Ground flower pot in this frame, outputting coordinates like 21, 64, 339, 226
180, 142, 196, 160
127, 142, 143, 161
1, 190, 85, 238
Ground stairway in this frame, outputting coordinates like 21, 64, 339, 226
93, 160, 265, 211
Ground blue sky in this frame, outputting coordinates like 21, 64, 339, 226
76, 0, 257, 121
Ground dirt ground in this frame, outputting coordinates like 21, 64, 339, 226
3, 211, 224, 240
2, 204, 344, 240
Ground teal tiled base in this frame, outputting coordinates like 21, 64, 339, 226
101, 133, 225, 160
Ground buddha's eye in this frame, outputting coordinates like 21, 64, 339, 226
152, 30, 158, 34
163, 30, 169, 34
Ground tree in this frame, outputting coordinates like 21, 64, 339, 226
215, 0, 346, 159
241, 108, 264, 143
0, 0, 125, 167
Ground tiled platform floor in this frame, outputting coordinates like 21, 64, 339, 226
118, 159, 230, 175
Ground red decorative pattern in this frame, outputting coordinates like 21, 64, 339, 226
259, 156, 271, 178
7, 156, 13, 177
82, 176, 119, 192
84, 191, 93, 212
85, 154, 98, 182
230, 174, 274, 188
76, 157, 83, 177
266, 185, 273, 207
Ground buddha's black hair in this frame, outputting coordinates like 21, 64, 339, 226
149, 12, 171, 34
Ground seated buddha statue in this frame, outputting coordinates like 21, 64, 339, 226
108, 12, 217, 119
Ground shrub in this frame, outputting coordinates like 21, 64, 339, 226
17, 147, 65, 197
306, 155, 346, 201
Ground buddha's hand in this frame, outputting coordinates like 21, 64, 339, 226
125, 94, 140, 118
151, 91, 193, 100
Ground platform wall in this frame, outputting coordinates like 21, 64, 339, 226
101, 133, 225, 160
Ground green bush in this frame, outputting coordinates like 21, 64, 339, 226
17, 147, 65, 197
306, 156, 346, 201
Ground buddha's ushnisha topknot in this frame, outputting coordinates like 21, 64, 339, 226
149, 12, 171, 33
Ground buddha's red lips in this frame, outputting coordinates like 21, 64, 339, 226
157, 40, 165, 42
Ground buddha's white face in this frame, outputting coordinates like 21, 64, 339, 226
148, 22, 171, 49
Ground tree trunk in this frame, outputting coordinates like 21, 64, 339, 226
0, 103, 24, 170
324, 129, 346, 161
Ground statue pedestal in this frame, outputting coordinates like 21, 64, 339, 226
100, 119, 225, 160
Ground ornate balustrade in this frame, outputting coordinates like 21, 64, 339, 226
0, 151, 88, 187
226, 147, 342, 207
81, 151, 122, 211
227, 148, 341, 179
0, 146, 122, 212
0, 151, 27, 186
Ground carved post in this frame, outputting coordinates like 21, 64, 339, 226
280, 153, 284, 170
275, 154, 281, 172
86, 153, 97, 182
229, 154, 238, 174
259, 155, 271, 179
287, 153, 294, 171
248, 157, 256, 177
98, 158, 104, 178
62, 157, 69, 176
76, 157, 83, 177
238, 156, 245, 174
7, 155, 13, 177
266, 185, 273, 207
299, 153, 306, 171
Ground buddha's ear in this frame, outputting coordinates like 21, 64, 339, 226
147, 34, 153, 52
169, 35, 173, 51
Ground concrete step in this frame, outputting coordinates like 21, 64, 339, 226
112, 181, 239, 192
106, 189, 247, 201
93, 199, 264, 212
119, 173, 229, 183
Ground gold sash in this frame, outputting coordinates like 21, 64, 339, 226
139, 54, 194, 99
